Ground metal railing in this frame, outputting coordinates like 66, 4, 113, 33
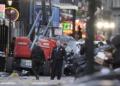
29, 12, 54, 50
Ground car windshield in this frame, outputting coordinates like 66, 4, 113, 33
51, 36, 80, 54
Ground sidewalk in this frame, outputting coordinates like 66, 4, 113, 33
0, 76, 74, 86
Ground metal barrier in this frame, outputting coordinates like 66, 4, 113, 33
0, 19, 8, 72
0, 19, 8, 53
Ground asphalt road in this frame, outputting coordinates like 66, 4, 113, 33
0, 75, 74, 86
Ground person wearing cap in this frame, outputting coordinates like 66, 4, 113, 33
31, 43, 45, 80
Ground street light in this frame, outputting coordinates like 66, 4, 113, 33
103, 22, 109, 29
96, 21, 115, 39
110, 22, 115, 29
96, 21, 115, 29
7, 0, 13, 56
96, 22, 103, 29
7, 0, 13, 6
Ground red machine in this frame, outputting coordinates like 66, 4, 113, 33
14, 37, 56, 60
6, 37, 56, 75
6, 0, 56, 75
14, 37, 32, 59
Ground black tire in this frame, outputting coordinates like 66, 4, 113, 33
6, 57, 15, 73
43, 61, 51, 76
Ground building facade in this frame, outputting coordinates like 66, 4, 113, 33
101, 0, 120, 38
111, 0, 120, 36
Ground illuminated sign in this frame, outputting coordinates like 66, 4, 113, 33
63, 22, 73, 30
0, 4, 5, 18
5, 7, 19, 21
62, 22, 73, 34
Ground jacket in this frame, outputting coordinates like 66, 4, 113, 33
31, 45, 45, 61
112, 48, 120, 69
51, 46, 66, 60
105, 47, 120, 69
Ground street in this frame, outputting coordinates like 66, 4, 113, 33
0, 0, 120, 86
0, 75, 74, 86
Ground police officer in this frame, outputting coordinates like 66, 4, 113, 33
50, 40, 66, 80
31, 43, 45, 80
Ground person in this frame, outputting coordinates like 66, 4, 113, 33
63, 43, 72, 53
102, 40, 112, 49
50, 40, 66, 80
31, 43, 45, 80
105, 35, 120, 69
94, 42, 104, 56
10, 37, 16, 56
77, 25, 82, 39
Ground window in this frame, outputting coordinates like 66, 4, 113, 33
113, 0, 120, 8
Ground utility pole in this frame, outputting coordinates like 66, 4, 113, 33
42, 0, 47, 25
72, 0, 76, 38
85, 0, 96, 75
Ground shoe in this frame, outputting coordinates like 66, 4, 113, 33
36, 75, 39, 80
50, 78, 54, 80
57, 78, 60, 80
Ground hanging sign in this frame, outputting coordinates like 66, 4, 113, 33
0, 4, 5, 19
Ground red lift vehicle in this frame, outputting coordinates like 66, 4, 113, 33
6, 0, 56, 75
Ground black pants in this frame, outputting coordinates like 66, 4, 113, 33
32, 59, 43, 79
51, 59, 63, 79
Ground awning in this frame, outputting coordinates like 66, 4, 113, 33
53, 3, 78, 10
35, 1, 78, 10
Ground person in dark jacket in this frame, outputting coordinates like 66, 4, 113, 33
10, 37, 16, 56
31, 43, 45, 80
94, 42, 104, 56
77, 25, 82, 39
105, 35, 120, 69
50, 40, 66, 80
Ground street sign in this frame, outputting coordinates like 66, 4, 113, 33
5, 7, 19, 21
0, 4, 5, 19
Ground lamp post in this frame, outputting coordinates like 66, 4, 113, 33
72, 0, 76, 38
7, 0, 13, 56
96, 21, 115, 39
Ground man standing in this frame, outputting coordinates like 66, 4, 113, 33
50, 40, 66, 80
31, 43, 45, 80
77, 25, 82, 39
63, 43, 72, 53
10, 37, 16, 56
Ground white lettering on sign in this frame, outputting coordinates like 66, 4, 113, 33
43, 43, 49, 46
18, 42, 27, 45
26, 63, 32, 66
